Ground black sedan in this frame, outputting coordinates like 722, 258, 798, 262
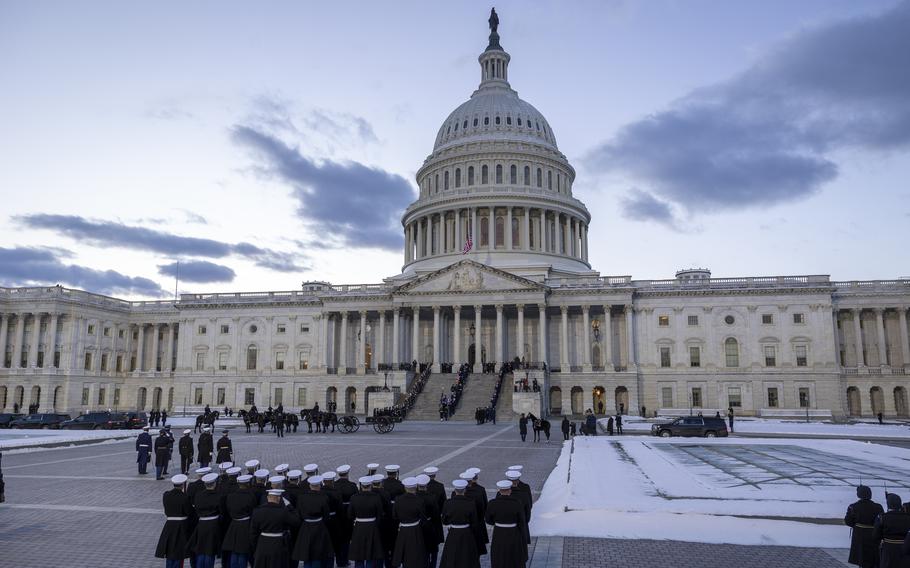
9, 413, 72, 429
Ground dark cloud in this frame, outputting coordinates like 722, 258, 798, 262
587, 2, 910, 224
619, 190, 678, 228
231, 124, 414, 251
157, 260, 236, 283
0, 247, 165, 297
14, 214, 306, 272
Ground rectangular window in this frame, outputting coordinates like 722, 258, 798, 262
687, 315, 698, 326
793, 313, 805, 324
764, 346, 776, 367
98, 388, 105, 405
194, 387, 203, 405
761, 314, 773, 325
116, 355, 123, 372
218, 352, 228, 371
297, 387, 307, 406
197, 325, 207, 335
247, 348, 257, 370
130, 356, 137, 372
274, 387, 283, 406
87, 324, 95, 335
103, 327, 111, 337
53, 351, 60, 367
300, 325, 309, 333
195, 353, 205, 371
725, 341, 739, 367
244, 388, 255, 406
216, 387, 225, 406
691, 388, 702, 408
84, 352, 93, 371
118, 329, 125, 339
20, 350, 27, 368
220, 324, 230, 334
689, 346, 700, 367
276, 324, 286, 334
37, 351, 44, 368
658, 315, 670, 327
661, 387, 674, 408
799, 388, 810, 408
275, 352, 285, 370
114, 388, 121, 406
81, 387, 89, 406
728, 387, 742, 408
796, 345, 808, 367
132, 331, 138, 340
101, 353, 109, 372
659, 347, 671, 368
767, 387, 779, 408
299, 352, 309, 370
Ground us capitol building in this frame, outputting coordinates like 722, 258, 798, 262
2, 17, 909, 421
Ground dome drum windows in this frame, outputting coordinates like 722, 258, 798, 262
536, 168, 542, 188
454, 168, 461, 188
523, 166, 530, 186
510, 165, 517, 185
468, 166, 475, 186
481, 165, 489, 184
444, 171, 450, 190
495, 164, 503, 184
506, 116, 512, 126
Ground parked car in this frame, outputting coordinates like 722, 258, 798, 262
9, 413, 72, 429
0, 413, 24, 428
650, 416, 729, 438
60, 412, 128, 430
123, 412, 149, 429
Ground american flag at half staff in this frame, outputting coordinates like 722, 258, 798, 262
462, 232, 473, 254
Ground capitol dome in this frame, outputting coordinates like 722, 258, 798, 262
397, 11, 595, 281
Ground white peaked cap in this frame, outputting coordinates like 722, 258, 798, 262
452, 479, 469, 489
254, 469, 270, 479
287, 470, 303, 479
307, 475, 324, 486
202, 425, 211, 431
402, 477, 418, 488
416, 474, 430, 486
423, 467, 439, 475
466, 467, 481, 476
237, 474, 253, 483
245, 460, 260, 468
385, 464, 400, 472
366, 463, 380, 469
358, 476, 373, 486
183, 429, 191, 434
195, 467, 212, 475
322, 471, 337, 481
496, 480, 512, 490
218, 462, 232, 471
371, 474, 384, 483
304, 463, 318, 472
171, 474, 188, 485
202, 473, 219, 484
507, 465, 523, 471
227, 467, 242, 476
267, 489, 284, 496
336, 465, 351, 474
275, 464, 290, 473
459, 472, 473, 480
268, 476, 286, 485
506, 471, 521, 479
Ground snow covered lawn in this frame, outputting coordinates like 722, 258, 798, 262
0, 428, 139, 450
605, 415, 910, 439
532, 436, 910, 547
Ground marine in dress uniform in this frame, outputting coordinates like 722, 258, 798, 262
292, 475, 335, 567
251, 489, 301, 568
136, 426, 152, 475
320, 471, 345, 567
392, 478, 428, 568
179, 430, 194, 475
439, 479, 481, 568
505, 469, 531, 544
334, 465, 359, 567
348, 476, 385, 568
216, 430, 233, 465
155, 430, 173, 480
245, 460, 261, 476
845, 484, 884, 568
222, 474, 257, 568
416, 475, 443, 568
155, 474, 194, 568
484, 481, 528, 568
253, 469, 270, 505
463, 470, 489, 554
382, 465, 406, 566
189, 473, 224, 568
197, 427, 214, 468
874, 493, 910, 568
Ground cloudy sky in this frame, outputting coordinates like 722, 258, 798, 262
1, 0, 908, 298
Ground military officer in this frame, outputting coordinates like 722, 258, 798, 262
155, 474, 194, 568
215, 430, 233, 465
250, 489, 300, 568
136, 425, 152, 475
439, 479, 480, 568
178, 429, 194, 475
845, 484, 883, 568
392, 477, 427, 568
484, 480, 528, 568
197, 426, 213, 469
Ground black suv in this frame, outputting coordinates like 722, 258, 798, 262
9, 413, 72, 429
123, 412, 149, 429
0, 413, 24, 428
60, 412, 127, 430
650, 416, 729, 438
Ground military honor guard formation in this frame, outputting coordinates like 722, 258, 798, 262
844, 485, 910, 568
154, 454, 532, 568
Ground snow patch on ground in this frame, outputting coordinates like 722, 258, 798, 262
0, 429, 138, 450
606, 415, 910, 439
532, 436, 910, 547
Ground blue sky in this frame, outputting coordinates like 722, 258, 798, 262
1, 0, 908, 298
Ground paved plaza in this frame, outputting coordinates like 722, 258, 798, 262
0, 423, 858, 567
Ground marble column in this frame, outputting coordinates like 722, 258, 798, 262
453, 306, 461, 366
603, 307, 613, 370
562, 216, 569, 255
358, 311, 367, 374
560, 306, 569, 371
425, 216, 432, 257
538, 305, 547, 365
474, 305, 482, 373
455, 209, 462, 252
0, 314, 8, 367
875, 308, 888, 366
488, 209, 495, 249
415, 220, 422, 259
339, 312, 349, 375
582, 306, 592, 372
166, 323, 176, 372
392, 309, 400, 368
536, 213, 543, 252
522, 208, 530, 251
322, 313, 331, 371
432, 306, 441, 372
12, 314, 24, 368
471, 207, 478, 247
505, 207, 513, 249
852, 309, 865, 366
28, 313, 42, 368
495, 304, 504, 364
543, 211, 549, 253
136, 324, 145, 372
404, 223, 411, 264
625, 305, 636, 369
517, 305, 525, 363
412, 307, 420, 365
378, 311, 386, 369
898, 308, 910, 369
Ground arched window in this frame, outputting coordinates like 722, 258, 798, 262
454, 121, 458, 131
247, 345, 258, 370
523, 166, 530, 186
473, 118, 478, 127
495, 164, 503, 184
463, 120, 468, 129
484, 116, 489, 126
444, 171, 450, 190
495, 216, 504, 247
480, 218, 489, 246
510, 165, 517, 185
548, 170, 553, 190
468, 166, 474, 186
455, 168, 461, 188
536, 168, 542, 188
529, 221, 535, 248
517, 117, 523, 126
434, 174, 439, 193
495, 116, 501, 125
511, 217, 519, 248
481, 165, 489, 184
724, 338, 739, 368
557, 174, 561, 192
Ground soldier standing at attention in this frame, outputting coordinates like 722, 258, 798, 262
155, 429, 173, 481
189, 473, 224, 568
485, 480, 528, 568
155, 474, 194, 568
348, 476, 386, 568
334, 465, 358, 567
292, 475, 335, 567
416, 474, 443, 568
874, 493, 910, 568
216, 430, 233, 465
845, 484, 884, 568
179, 429, 194, 475
439, 479, 480, 568
136, 425, 152, 475
518, 414, 528, 442
197, 426, 213, 469
251, 489, 301, 568
221, 474, 257, 568
275, 412, 285, 438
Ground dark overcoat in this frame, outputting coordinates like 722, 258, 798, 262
188, 488, 223, 556
155, 488, 194, 560
221, 486, 257, 555
250, 501, 301, 568
392, 492, 427, 568
292, 491, 334, 562
845, 497, 884, 568
439, 495, 481, 568
875, 510, 910, 568
485, 494, 528, 568
348, 491, 385, 561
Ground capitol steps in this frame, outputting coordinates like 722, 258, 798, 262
405, 373, 457, 420
494, 374, 520, 423
447, 373, 500, 421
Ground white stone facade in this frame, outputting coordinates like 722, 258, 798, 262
2, 24, 909, 419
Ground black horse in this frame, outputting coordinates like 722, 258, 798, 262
193, 410, 220, 433
527, 412, 551, 443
